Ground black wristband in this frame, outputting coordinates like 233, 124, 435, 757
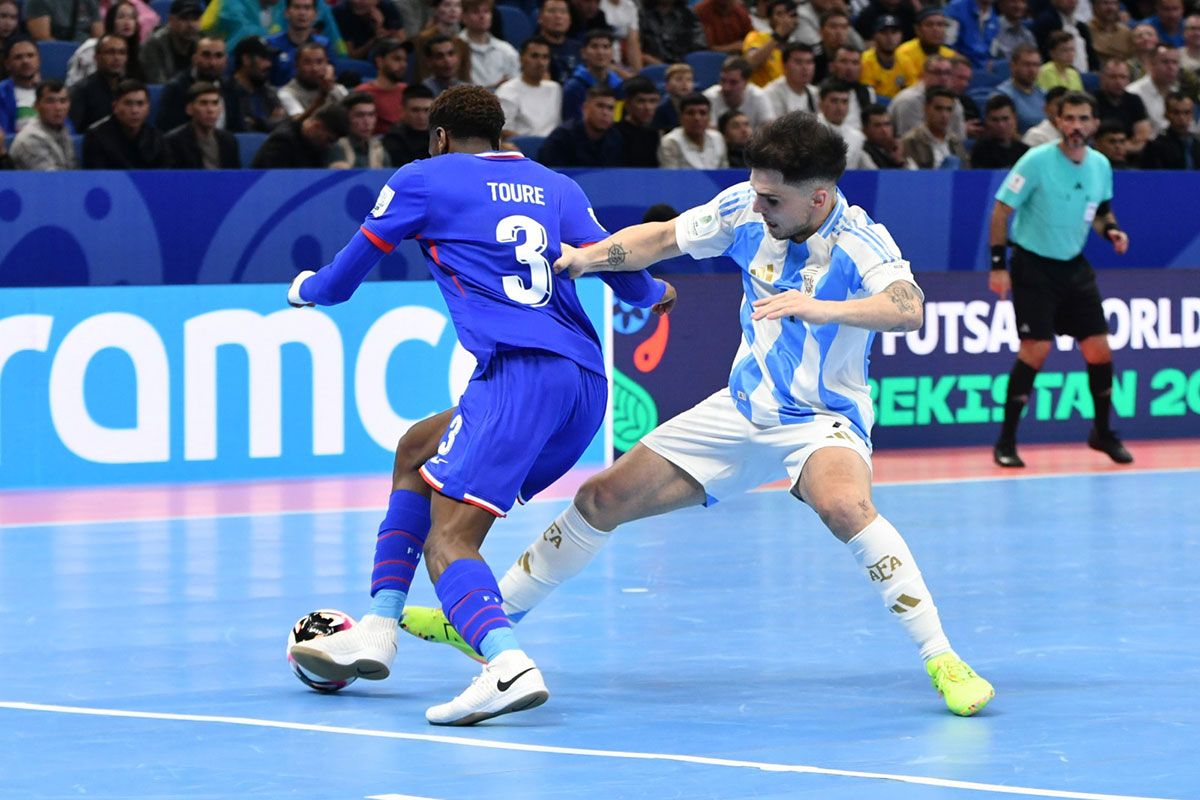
990, 244, 1007, 271
1103, 222, 1121, 237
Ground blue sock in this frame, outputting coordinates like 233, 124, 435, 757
435, 558, 517, 658
368, 490, 431, 618
479, 627, 520, 661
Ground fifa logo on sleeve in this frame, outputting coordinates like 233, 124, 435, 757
867, 555, 903, 582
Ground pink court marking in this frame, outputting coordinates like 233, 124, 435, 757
1, 440, 1196, 529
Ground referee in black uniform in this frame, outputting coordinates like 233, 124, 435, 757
987, 91, 1133, 468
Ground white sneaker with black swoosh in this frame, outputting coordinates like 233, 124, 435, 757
425, 649, 549, 726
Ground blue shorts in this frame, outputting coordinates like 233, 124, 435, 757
419, 350, 607, 516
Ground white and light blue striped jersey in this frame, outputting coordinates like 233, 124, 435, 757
674, 181, 922, 444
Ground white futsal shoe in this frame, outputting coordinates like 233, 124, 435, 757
426, 650, 549, 726
289, 613, 398, 682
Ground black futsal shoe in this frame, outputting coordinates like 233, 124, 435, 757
993, 439, 1025, 468
1088, 429, 1134, 464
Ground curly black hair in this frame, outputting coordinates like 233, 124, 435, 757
428, 85, 505, 149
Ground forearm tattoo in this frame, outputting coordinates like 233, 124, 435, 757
605, 243, 630, 267
887, 283, 918, 316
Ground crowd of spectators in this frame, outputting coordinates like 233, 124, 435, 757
1, 0, 1199, 171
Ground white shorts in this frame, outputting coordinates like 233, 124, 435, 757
639, 390, 873, 505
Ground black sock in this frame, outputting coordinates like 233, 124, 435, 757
1000, 359, 1039, 443
1088, 362, 1114, 435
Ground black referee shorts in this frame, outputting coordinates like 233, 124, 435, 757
1010, 245, 1110, 341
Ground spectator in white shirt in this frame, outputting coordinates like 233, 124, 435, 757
816, 79, 866, 166
497, 36, 563, 139
1127, 44, 1181, 135
702, 55, 773, 128
459, 0, 519, 89
659, 92, 728, 167
763, 41, 819, 118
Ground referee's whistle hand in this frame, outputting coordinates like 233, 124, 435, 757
988, 270, 1011, 300
1108, 230, 1129, 255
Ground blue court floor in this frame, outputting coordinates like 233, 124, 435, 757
1, 468, 1198, 800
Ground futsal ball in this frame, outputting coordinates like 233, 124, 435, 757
286, 609, 358, 693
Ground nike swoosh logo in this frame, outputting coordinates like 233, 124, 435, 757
496, 667, 536, 692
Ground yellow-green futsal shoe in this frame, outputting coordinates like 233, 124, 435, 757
400, 606, 485, 663
925, 652, 995, 716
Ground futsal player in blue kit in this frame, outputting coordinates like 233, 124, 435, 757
285, 85, 675, 726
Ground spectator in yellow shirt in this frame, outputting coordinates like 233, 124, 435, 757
1035, 30, 1084, 91
742, 0, 797, 87
861, 14, 908, 98
896, 7, 956, 85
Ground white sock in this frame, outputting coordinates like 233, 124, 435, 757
498, 502, 611, 619
846, 515, 952, 662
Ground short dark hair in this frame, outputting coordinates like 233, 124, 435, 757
1046, 30, 1074, 51
342, 90, 376, 111
584, 85, 618, 101
295, 41, 327, 61
818, 78, 853, 99
621, 76, 659, 100
313, 102, 350, 137
830, 43, 862, 59
781, 42, 815, 63
766, 0, 795, 16
35, 79, 67, 101
1166, 91, 1194, 108
744, 111, 846, 186
424, 34, 455, 58
1010, 42, 1039, 62
925, 85, 957, 105
717, 109, 747, 135
403, 83, 435, 103
1044, 84, 1070, 108
819, 9, 850, 26
521, 34, 553, 54
113, 79, 147, 100
860, 102, 889, 127
185, 80, 221, 103
581, 27, 615, 45
429, 84, 504, 148
1095, 117, 1127, 138
984, 93, 1015, 115
372, 38, 410, 63
720, 56, 753, 79
678, 91, 711, 112
1059, 89, 1096, 115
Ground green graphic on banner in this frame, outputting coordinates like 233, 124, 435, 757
612, 368, 659, 452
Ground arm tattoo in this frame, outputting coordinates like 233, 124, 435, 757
605, 243, 630, 267
886, 283, 918, 316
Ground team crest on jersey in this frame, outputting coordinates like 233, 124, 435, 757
1005, 173, 1026, 194
800, 266, 821, 295
371, 185, 396, 218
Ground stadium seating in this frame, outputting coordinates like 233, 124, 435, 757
37, 41, 78, 81
1081, 71, 1100, 94
511, 135, 545, 158
969, 60, 1009, 90
496, 4, 534, 50
639, 63, 668, 91
147, 83, 164, 123
150, 0, 173, 20
685, 50, 726, 91
235, 132, 268, 167
333, 57, 377, 82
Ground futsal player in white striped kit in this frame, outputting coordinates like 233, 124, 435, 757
404, 110, 996, 716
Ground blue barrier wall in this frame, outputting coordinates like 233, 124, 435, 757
2, 169, 1198, 287
0, 281, 612, 489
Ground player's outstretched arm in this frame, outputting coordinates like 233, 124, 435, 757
750, 280, 924, 332
287, 230, 389, 307
554, 220, 682, 278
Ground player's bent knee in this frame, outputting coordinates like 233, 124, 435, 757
811, 494, 876, 541
573, 477, 618, 532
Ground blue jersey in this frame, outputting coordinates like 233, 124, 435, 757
360, 152, 612, 377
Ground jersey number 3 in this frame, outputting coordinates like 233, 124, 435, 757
496, 214, 552, 307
